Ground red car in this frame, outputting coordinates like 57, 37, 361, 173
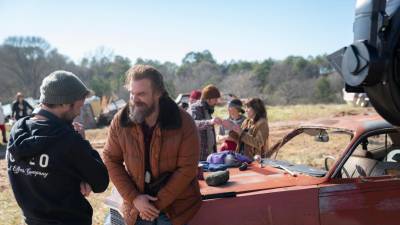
105, 114, 400, 225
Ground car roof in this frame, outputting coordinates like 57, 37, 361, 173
299, 113, 394, 133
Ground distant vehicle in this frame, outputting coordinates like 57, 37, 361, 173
343, 89, 370, 107
97, 99, 127, 126
74, 96, 102, 129
175, 93, 189, 109
104, 114, 400, 225
174, 92, 239, 108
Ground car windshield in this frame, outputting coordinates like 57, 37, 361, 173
267, 127, 353, 177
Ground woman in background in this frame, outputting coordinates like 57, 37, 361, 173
230, 98, 269, 159
11, 92, 34, 120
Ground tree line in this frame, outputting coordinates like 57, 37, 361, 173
0, 36, 344, 105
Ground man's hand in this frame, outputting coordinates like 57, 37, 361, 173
80, 182, 92, 197
212, 117, 222, 125
139, 211, 157, 222
221, 119, 235, 130
73, 122, 85, 139
231, 124, 242, 134
133, 195, 159, 221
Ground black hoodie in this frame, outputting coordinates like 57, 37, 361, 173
6, 109, 109, 225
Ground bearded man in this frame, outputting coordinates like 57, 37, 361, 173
103, 65, 202, 225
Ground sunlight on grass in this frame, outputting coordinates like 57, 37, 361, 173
216, 104, 373, 122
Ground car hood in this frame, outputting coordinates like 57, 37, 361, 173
199, 164, 324, 197
105, 163, 326, 209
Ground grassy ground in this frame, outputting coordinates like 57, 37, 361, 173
0, 104, 374, 225
215, 103, 373, 122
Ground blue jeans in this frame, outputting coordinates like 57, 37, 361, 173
135, 213, 172, 225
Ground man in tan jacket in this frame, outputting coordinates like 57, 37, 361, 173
103, 65, 202, 225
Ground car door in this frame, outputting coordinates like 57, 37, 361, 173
191, 186, 320, 225
319, 178, 400, 225
319, 129, 400, 225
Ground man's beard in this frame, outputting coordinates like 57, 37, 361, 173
129, 101, 155, 123
60, 104, 78, 124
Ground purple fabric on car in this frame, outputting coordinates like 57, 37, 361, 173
206, 151, 252, 164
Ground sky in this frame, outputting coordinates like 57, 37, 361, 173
0, 0, 356, 64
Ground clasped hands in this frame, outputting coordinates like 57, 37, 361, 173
133, 194, 160, 221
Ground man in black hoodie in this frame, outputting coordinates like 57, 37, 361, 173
6, 70, 109, 225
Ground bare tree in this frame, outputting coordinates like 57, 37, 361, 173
267, 63, 293, 91
175, 61, 222, 93
220, 72, 260, 98
0, 36, 53, 98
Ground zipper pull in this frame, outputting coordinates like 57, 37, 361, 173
145, 171, 151, 184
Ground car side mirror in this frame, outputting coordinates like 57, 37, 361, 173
315, 131, 329, 142
393, 153, 400, 162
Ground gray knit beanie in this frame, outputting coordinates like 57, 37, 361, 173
40, 70, 91, 104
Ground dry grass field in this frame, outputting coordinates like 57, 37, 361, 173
0, 104, 375, 225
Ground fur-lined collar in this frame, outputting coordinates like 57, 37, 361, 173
120, 96, 182, 130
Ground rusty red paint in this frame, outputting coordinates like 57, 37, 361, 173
319, 179, 400, 225
192, 186, 320, 225
200, 166, 324, 196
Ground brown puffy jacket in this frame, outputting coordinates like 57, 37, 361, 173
103, 97, 202, 225
230, 118, 270, 158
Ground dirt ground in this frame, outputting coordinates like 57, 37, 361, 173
0, 104, 375, 225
